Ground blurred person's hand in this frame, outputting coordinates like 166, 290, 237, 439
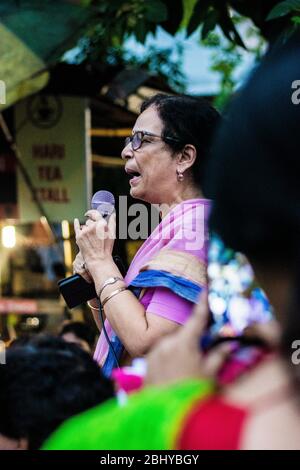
145, 292, 231, 386
243, 319, 281, 349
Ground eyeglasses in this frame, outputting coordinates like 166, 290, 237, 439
124, 131, 180, 151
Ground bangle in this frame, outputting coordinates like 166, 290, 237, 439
98, 276, 124, 298
102, 287, 127, 308
87, 301, 99, 311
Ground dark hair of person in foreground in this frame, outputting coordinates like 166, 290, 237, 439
0, 335, 114, 450
59, 321, 97, 353
204, 32, 300, 390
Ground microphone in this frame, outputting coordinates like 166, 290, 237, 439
91, 190, 115, 220
91, 189, 125, 275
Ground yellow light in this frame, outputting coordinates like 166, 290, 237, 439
1, 225, 16, 248
61, 220, 72, 276
61, 220, 70, 240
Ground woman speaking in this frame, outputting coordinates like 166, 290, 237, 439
73, 94, 220, 375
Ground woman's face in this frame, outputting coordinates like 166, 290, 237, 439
121, 106, 179, 204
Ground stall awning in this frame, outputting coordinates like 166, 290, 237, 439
0, 0, 91, 110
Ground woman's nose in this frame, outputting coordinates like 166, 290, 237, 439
121, 144, 133, 160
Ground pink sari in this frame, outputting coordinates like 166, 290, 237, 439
94, 198, 211, 369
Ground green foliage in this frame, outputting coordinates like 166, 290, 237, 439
65, 1, 187, 92
70, 38, 187, 93
186, 1, 245, 47
180, 0, 198, 29
111, 43, 188, 93
267, 0, 300, 20
65, 0, 300, 99
202, 15, 266, 110
79, 0, 93, 6
203, 31, 242, 110
266, 0, 300, 36
86, 0, 174, 48
76, 0, 300, 52
264, 1, 300, 44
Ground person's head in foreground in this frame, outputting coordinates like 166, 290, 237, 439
59, 321, 96, 354
0, 335, 114, 450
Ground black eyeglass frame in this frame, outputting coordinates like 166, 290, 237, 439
124, 131, 181, 151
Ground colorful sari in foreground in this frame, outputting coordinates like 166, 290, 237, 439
43, 351, 270, 450
43, 379, 215, 450
94, 199, 210, 376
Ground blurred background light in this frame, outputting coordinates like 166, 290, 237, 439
1, 225, 16, 248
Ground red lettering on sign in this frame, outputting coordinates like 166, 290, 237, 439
34, 187, 70, 203
32, 144, 65, 159
38, 166, 62, 181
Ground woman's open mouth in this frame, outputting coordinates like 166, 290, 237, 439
125, 167, 142, 186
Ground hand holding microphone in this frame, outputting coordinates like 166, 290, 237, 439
73, 191, 116, 279
59, 191, 119, 309
74, 191, 116, 273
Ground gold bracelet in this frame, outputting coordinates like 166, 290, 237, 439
102, 287, 127, 308
87, 301, 99, 311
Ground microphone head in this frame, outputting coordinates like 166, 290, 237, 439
91, 190, 115, 219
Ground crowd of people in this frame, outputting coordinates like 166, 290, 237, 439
1, 32, 300, 450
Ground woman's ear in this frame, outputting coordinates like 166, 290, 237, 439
176, 144, 197, 174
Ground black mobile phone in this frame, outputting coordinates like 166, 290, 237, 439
58, 255, 127, 309
58, 274, 97, 309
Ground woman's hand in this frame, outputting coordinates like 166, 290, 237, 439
72, 251, 93, 283
145, 292, 231, 386
74, 210, 116, 273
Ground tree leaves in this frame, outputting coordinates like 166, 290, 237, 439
134, 21, 147, 43
144, 1, 168, 23
181, 0, 198, 29
267, 0, 300, 20
72, 0, 300, 69
160, 0, 183, 35
186, 1, 246, 48
201, 7, 219, 40
187, 0, 212, 37
218, 6, 246, 48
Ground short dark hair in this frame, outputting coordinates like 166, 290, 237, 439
59, 321, 96, 350
0, 335, 114, 449
141, 94, 220, 186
